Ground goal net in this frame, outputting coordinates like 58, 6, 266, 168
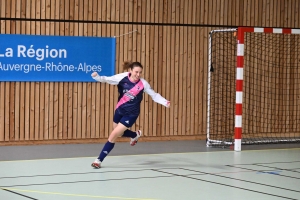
207, 27, 300, 151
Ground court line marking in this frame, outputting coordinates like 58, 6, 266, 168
0, 187, 160, 200
0, 147, 299, 163
1, 187, 38, 200
0, 170, 259, 187
231, 160, 300, 165
0, 169, 288, 188
0, 175, 175, 188
152, 170, 298, 200
0, 169, 254, 179
226, 165, 300, 180
0, 167, 178, 179
254, 164, 300, 174
178, 168, 300, 193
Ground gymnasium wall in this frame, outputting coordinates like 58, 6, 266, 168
0, 0, 299, 145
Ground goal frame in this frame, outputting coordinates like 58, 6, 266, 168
207, 27, 300, 151
235, 27, 300, 151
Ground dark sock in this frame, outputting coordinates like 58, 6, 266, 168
98, 141, 115, 162
122, 130, 137, 138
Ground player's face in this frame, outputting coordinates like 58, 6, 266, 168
130, 66, 143, 81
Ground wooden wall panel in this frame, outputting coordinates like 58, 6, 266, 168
0, 0, 299, 145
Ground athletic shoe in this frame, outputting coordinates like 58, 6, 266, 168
91, 158, 101, 168
130, 130, 142, 146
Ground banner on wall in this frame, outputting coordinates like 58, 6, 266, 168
0, 34, 116, 82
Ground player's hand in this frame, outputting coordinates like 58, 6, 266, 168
166, 101, 171, 108
91, 72, 98, 77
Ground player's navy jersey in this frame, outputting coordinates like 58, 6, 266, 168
92, 72, 169, 116
116, 75, 144, 116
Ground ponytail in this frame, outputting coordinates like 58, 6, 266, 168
122, 61, 132, 71
122, 61, 143, 71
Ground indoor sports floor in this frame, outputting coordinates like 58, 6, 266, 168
0, 140, 300, 200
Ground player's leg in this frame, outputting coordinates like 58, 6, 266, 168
119, 115, 142, 146
91, 112, 123, 168
113, 119, 140, 140
93, 116, 140, 167
91, 123, 128, 169
113, 122, 118, 130
113, 112, 141, 143
129, 130, 142, 146
108, 123, 130, 142
122, 129, 136, 137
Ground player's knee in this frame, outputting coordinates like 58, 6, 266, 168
108, 130, 122, 142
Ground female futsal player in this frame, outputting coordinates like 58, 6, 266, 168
91, 61, 170, 168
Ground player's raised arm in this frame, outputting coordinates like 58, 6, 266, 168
91, 72, 128, 85
142, 79, 170, 108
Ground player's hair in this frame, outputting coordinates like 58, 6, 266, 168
122, 61, 143, 71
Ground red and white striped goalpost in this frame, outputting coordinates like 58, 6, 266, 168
234, 27, 300, 151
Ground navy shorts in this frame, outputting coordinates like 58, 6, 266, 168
113, 112, 138, 128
